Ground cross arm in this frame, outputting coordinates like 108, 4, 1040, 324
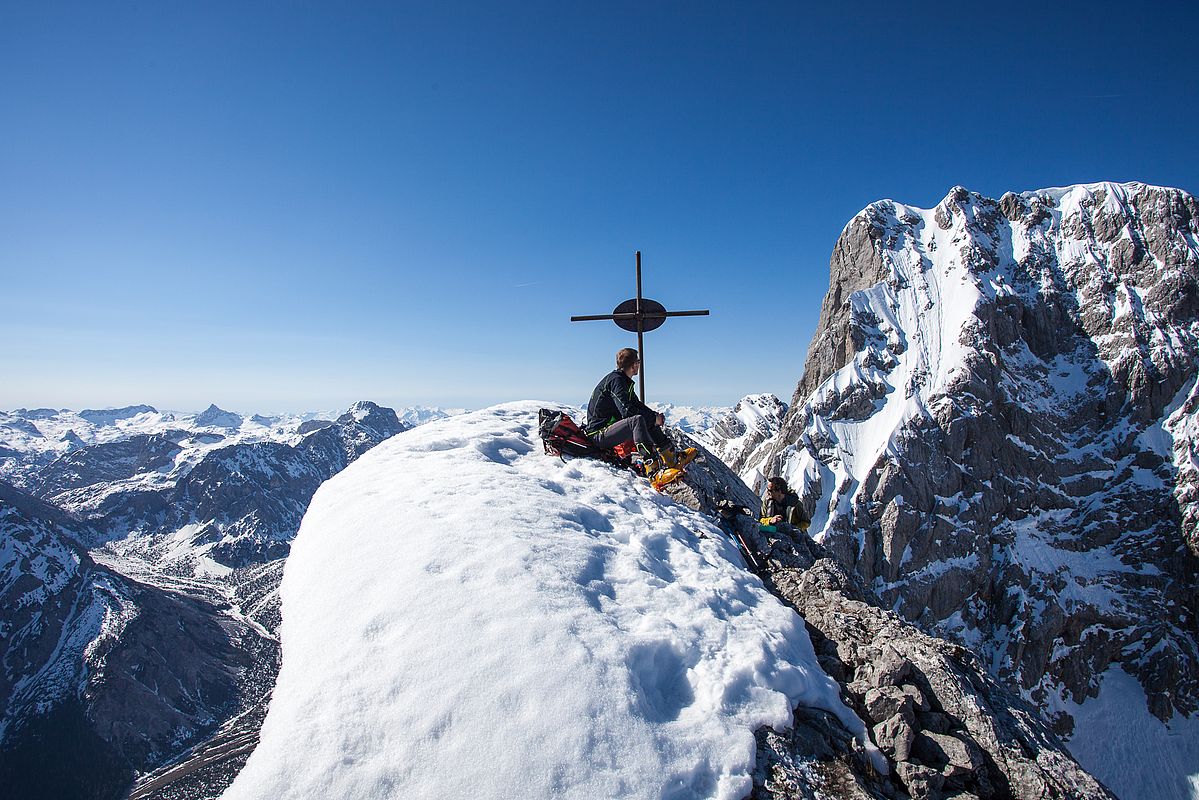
570, 309, 710, 322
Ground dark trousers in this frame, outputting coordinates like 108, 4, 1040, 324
590, 415, 670, 453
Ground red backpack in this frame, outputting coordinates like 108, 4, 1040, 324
538, 408, 635, 462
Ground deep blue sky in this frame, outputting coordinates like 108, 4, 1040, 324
3, 2, 1197, 412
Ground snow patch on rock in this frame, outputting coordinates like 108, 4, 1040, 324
1056, 666, 1199, 800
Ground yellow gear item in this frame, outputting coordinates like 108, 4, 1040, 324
658, 445, 698, 471
658, 447, 678, 469
650, 467, 685, 491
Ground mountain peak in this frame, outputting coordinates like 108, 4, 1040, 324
194, 404, 243, 429
758, 181, 1199, 799
78, 404, 158, 425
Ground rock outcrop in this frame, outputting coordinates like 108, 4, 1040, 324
662, 449, 1112, 799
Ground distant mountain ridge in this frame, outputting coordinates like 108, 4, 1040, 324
0, 400, 420, 799
0, 402, 467, 494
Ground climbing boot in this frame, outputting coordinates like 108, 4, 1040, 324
658, 445, 698, 471
643, 455, 664, 479
650, 466, 686, 491
658, 446, 677, 469
630, 450, 660, 479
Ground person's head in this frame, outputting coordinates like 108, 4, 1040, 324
767, 476, 788, 497
616, 347, 641, 376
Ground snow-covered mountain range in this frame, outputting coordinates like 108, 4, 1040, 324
0, 401, 463, 798
741, 181, 1199, 799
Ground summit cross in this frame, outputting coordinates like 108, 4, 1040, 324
570, 251, 710, 402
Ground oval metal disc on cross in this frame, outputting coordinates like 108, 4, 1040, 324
611, 298, 667, 332
569, 251, 709, 402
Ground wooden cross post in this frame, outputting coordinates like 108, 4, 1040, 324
570, 251, 710, 402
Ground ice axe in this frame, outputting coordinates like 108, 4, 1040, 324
714, 499, 763, 571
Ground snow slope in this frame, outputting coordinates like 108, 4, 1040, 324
222, 402, 873, 800
1059, 666, 1199, 800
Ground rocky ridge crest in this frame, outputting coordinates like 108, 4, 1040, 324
662, 446, 1111, 799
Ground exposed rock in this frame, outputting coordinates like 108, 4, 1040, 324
295, 418, 334, 435
865, 686, 915, 723
873, 712, 917, 762
754, 707, 898, 800
913, 731, 985, 778
664, 462, 1114, 799
895, 762, 945, 799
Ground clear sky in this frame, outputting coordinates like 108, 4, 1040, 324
3, 1, 1198, 413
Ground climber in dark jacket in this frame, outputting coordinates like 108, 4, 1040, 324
584, 347, 693, 474
760, 476, 810, 531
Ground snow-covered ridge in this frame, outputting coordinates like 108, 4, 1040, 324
656, 403, 726, 435
222, 402, 872, 800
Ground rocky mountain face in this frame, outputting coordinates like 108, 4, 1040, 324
658, 445, 1112, 798
0, 401, 410, 800
193, 405, 243, 430
698, 393, 788, 491
31, 433, 187, 499
751, 182, 1199, 795
0, 482, 274, 800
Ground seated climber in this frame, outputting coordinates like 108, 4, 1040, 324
760, 476, 810, 531
583, 347, 695, 476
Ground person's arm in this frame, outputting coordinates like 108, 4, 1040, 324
760, 497, 777, 526
611, 374, 652, 420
